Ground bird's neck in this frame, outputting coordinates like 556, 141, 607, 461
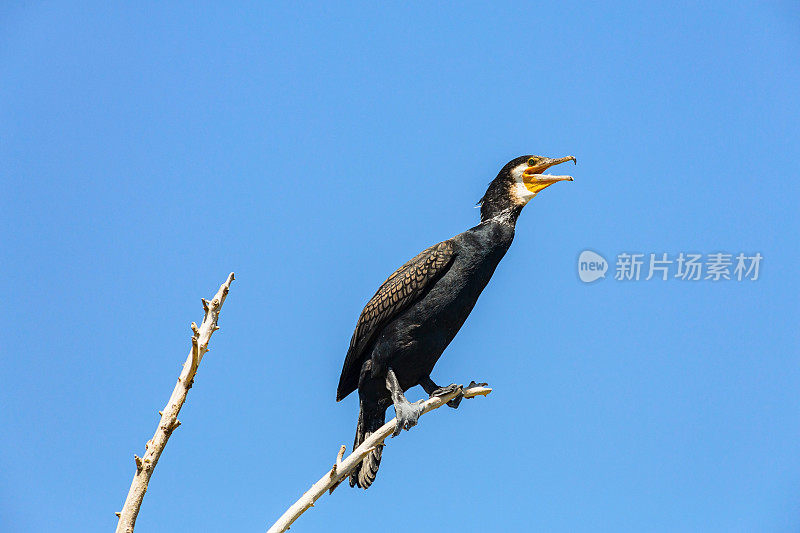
471, 210, 517, 255
480, 204, 523, 227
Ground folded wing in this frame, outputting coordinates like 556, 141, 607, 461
336, 239, 456, 401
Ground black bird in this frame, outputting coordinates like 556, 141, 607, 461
337, 154, 576, 489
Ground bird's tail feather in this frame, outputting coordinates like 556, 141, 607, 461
349, 404, 386, 489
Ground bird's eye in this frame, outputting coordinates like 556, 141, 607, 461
527, 157, 537, 166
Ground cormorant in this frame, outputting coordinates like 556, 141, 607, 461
336, 154, 576, 489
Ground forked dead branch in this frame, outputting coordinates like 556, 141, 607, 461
115, 273, 235, 533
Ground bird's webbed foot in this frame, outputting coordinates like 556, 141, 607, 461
392, 397, 425, 436
386, 369, 425, 437
420, 376, 464, 409
440, 381, 489, 408
431, 384, 464, 409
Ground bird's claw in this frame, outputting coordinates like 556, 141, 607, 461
392, 399, 424, 437
447, 393, 464, 409
430, 383, 460, 398
429, 383, 464, 409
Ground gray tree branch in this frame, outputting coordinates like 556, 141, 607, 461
266, 383, 492, 533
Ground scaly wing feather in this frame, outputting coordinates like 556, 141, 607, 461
336, 239, 456, 401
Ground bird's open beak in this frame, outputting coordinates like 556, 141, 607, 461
522, 155, 576, 195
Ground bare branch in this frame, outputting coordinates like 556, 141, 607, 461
115, 272, 235, 533
266, 383, 493, 533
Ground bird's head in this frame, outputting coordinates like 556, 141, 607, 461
478, 154, 576, 222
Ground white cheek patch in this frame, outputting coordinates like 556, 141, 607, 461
510, 164, 536, 204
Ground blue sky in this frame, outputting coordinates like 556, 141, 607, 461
2, 2, 799, 531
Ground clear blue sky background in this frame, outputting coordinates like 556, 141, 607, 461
2, 2, 799, 532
